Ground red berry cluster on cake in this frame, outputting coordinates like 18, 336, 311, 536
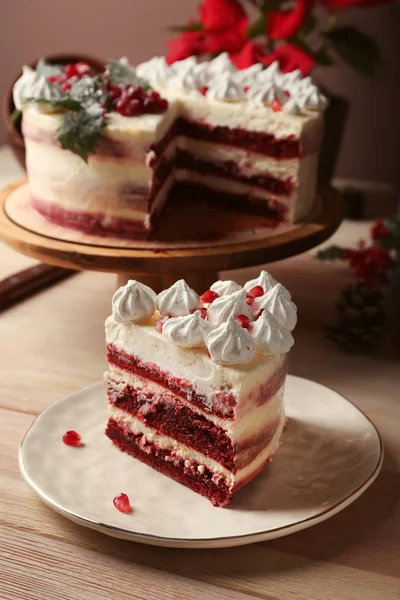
104, 271, 296, 506
14, 55, 327, 240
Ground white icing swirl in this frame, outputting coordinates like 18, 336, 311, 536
162, 312, 212, 347
250, 309, 294, 355
157, 279, 200, 317
205, 317, 255, 365
232, 64, 262, 86
247, 83, 285, 107
136, 56, 171, 85
210, 280, 242, 296
244, 270, 291, 299
112, 280, 156, 323
206, 74, 244, 102
298, 85, 328, 111
255, 62, 282, 84
279, 69, 302, 88
282, 97, 302, 115
13, 66, 61, 110
253, 284, 297, 331
206, 53, 237, 76
207, 289, 253, 327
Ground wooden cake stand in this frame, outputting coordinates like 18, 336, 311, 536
0, 180, 342, 292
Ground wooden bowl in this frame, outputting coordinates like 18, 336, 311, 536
2, 54, 105, 169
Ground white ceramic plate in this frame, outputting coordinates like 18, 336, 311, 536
19, 376, 383, 548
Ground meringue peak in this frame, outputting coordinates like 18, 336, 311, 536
162, 311, 212, 347
157, 279, 200, 317
250, 309, 294, 355
207, 289, 253, 327
205, 317, 255, 366
112, 279, 156, 323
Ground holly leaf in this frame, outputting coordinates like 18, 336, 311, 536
26, 97, 82, 111
106, 58, 146, 86
168, 21, 203, 33
302, 13, 317, 36
70, 75, 108, 107
10, 108, 22, 125
248, 14, 266, 39
56, 107, 105, 162
325, 26, 381, 76
316, 246, 346, 261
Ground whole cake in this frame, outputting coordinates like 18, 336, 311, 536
14, 56, 327, 240
104, 271, 296, 506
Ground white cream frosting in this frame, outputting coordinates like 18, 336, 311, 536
231, 64, 262, 86
112, 280, 157, 323
244, 270, 290, 299
206, 317, 255, 366
254, 284, 297, 331
13, 66, 61, 110
157, 279, 200, 317
207, 289, 253, 327
206, 74, 245, 102
247, 83, 286, 107
162, 311, 212, 347
210, 280, 242, 296
250, 309, 294, 355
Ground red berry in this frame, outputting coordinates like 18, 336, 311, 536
108, 84, 122, 100
64, 64, 78, 79
247, 285, 264, 298
62, 430, 82, 447
271, 98, 282, 112
235, 314, 250, 328
197, 307, 208, 319
243, 86, 249, 93
148, 90, 160, 100
283, 90, 290, 98
155, 315, 169, 333
199, 86, 209, 96
246, 293, 255, 306
126, 99, 143, 116
113, 493, 132, 514
255, 308, 264, 320
201, 290, 219, 304
158, 98, 168, 111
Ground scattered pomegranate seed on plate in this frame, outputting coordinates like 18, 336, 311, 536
247, 285, 264, 298
113, 493, 132, 514
62, 430, 82, 447
200, 290, 219, 304
235, 314, 250, 328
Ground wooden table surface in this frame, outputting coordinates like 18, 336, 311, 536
0, 146, 399, 600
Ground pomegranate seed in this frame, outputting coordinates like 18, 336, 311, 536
246, 293, 255, 306
62, 430, 82, 447
108, 84, 122, 100
64, 64, 78, 79
155, 315, 169, 333
199, 86, 209, 96
148, 90, 160, 100
255, 309, 264, 320
201, 290, 219, 304
235, 314, 250, 328
243, 86, 249, 93
158, 98, 168, 111
271, 98, 283, 112
284, 90, 290, 98
113, 493, 132, 514
247, 285, 264, 298
197, 307, 208, 319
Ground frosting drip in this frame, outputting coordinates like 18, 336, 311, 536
112, 280, 157, 323
157, 280, 200, 317
250, 310, 294, 355
207, 289, 253, 327
206, 318, 255, 366
162, 312, 212, 347
254, 284, 297, 331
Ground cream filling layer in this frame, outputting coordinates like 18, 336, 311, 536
109, 405, 285, 486
106, 315, 286, 416
105, 366, 285, 444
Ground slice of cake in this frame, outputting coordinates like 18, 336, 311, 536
104, 271, 296, 506
14, 55, 327, 239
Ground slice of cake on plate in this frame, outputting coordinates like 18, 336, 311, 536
104, 271, 296, 506
14, 55, 327, 239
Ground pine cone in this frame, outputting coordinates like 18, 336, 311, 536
326, 283, 385, 352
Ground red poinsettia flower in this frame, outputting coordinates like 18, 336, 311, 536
262, 43, 316, 75
371, 219, 389, 240
321, 0, 392, 10
166, 30, 210, 64
230, 40, 267, 69
344, 244, 393, 284
268, 0, 312, 41
199, 0, 246, 31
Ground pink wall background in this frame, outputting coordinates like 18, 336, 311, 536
0, 0, 398, 184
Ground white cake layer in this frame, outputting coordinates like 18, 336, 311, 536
151, 83, 322, 139
106, 366, 285, 445
106, 314, 287, 418
109, 404, 285, 486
